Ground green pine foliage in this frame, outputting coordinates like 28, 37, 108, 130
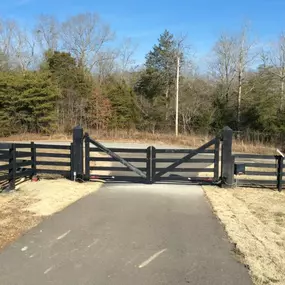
0, 71, 59, 136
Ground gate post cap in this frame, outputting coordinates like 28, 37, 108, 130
74, 125, 83, 130
223, 126, 233, 131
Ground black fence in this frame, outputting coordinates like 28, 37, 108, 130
0, 142, 72, 190
1, 126, 284, 191
233, 153, 284, 190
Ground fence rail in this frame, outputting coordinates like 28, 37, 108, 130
233, 152, 284, 191
0, 142, 72, 190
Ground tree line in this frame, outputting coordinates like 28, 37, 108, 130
1, 13, 285, 141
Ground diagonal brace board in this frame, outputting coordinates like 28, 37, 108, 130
88, 137, 147, 179
154, 137, 218, 180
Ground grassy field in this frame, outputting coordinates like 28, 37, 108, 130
0, 129, 277, 154
204, 186, 285, 285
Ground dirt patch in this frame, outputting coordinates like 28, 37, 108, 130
0, 179, 103, 251
203, 186, 285, 285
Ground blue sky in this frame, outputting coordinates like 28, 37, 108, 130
1, 0, 285, 66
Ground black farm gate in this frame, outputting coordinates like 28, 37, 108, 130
80, 126, 234, 185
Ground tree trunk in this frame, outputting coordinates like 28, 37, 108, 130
281, 78, 284, 110
237, 70, 242, 134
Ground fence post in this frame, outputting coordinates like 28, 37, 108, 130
152, 147, 156, 183
85, 134, 90, 181
146, 147, 152, 184
70, 143, 75, 181
31, 142, 36, 177
214, 138, 220, 181
221, 126, 234, 187
8, 144, 16, 190
277, 155, 283, 192
72, 126, 84, 179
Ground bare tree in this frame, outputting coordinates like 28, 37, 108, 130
0, 19, 36, 70
61, 13, 114, 71
236, 25, 257, 132
210, 34, 237, 102
263, 33, 285, 110
96, 50, 117, 84
35, 15, 60, 52
117, 37, 138, 74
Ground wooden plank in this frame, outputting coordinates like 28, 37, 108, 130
158, 176, 214, 182
36, 152, 70, 158
154, 158, 214, 163
0, 143, 12, 149
90, 166, 147, 172
155, 149, 214, 154
0, 173, 9, 181
36, 169, 70, 175
90, 147, 147, 153
37, 161, 71, 166
35, 144, 70, 150
245, 162, 276, 168
0, 153, 10, 159
234, 153, 275, 159
15, 143, 32, 148
15, 169, 33, 178
15, 151, 31, 158
89, 157, 147, 163
236, 179, 276, 185
155, 168, 214, 172
245, 171, 276, 176
16, 160, 32, 168
0, 164, 10, 171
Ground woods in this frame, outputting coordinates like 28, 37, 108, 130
1, 13, 285, 140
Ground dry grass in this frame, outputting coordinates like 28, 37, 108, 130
0, 129, 276, 154
204, 186, 285, 285
0, 179, 103, 251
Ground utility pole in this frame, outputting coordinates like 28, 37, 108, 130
175, 55, 180, 136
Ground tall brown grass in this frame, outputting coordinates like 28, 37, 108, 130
0, 129, 276, 154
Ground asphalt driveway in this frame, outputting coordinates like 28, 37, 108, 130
0, 184, 252, 285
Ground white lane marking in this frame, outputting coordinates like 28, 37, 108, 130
44, 266, 53, 274
49, 253, 59, 259
57, 230, 71, 240
87, 239, 99, 248
21, 246, 28, 252
29, 254, 35, 258
138, 249, 167, 269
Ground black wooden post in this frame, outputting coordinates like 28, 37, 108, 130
72, 126, 84, 179
151, 147, 156, 183
70, 143, 75, 181
221, 126, 234, 187
277, 155, 283, 192
31, 142, 36, 177
214, 138, 220, 181
8, 144, 16, 190
146, 146, 156, 184
85, 134, 90, 181
146, 147, 152, 184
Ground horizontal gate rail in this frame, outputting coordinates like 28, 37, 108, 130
35, 144, 71, 150
90, 166, 147, 172
90, 147, 147, 153
88, 137, 147, 179
155, 168, 214, 172
154, 137, 218, 181
89, 157, 147, 163
155, 149, 215, 154
154, 158, 214, 163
